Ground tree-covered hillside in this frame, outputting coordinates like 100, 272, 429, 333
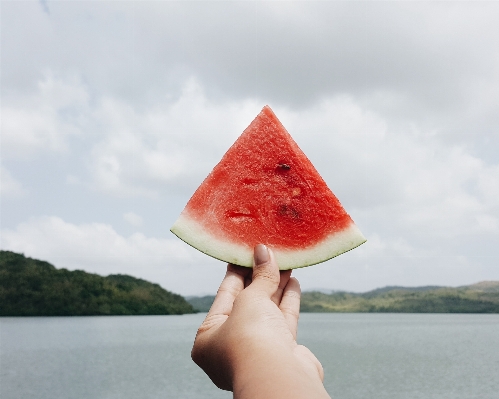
0, 251, 196, 316
300, 283, 499, 313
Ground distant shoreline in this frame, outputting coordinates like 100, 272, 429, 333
3, 249, 498, 316
187, 281, 499, 313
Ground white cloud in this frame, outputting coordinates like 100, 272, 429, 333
1, 72, 88, 158
1, 71, 260, 199
0, 166, 28, 199
0, 216, 228, 295
87, 78, 261, 197
123, 212, 143, 228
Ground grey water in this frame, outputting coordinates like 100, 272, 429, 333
1, 314, 498, 399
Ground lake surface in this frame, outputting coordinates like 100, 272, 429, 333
1, 314, 498, 399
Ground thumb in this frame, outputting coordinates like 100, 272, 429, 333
249, 244, 280, 297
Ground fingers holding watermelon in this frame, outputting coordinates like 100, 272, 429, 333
271, 268, 293, 306
207, 264, 251, 318
206, 245, 292, 319
249, 244, 292, 303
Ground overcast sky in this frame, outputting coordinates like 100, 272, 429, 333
1, 1, 498, 296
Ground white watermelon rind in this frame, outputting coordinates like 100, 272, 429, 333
170, 212, 367, 270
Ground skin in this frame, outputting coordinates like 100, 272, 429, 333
191, 244, 331, 399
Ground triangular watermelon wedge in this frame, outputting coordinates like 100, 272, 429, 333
171, 106, 366, 269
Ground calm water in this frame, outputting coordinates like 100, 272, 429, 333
1, 314, 498, 399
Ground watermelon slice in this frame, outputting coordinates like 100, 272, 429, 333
171, 106, 366, 269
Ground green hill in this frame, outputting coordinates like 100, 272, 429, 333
186, 295, 217, 312
301, 283, 499, 313
0, 251, 196, 316
186, 282, 499, 313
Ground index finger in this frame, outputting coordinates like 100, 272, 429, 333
207, 264, 252, 317
279, 277, 301, 340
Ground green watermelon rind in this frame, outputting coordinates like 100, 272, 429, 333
170, 212, 367, 270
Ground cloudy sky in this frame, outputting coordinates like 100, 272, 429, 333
1, 1, 498, 296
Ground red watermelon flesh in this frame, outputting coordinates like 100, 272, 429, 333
170, 106, 366, 269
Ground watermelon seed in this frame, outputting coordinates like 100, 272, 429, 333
278, 163, 291, 170
278, 204, 300, 219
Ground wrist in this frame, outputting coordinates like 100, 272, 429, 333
231, 344, 329, 399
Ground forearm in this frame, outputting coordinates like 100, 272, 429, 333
232, 345, 331, 399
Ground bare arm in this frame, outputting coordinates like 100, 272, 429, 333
191, 244, 331, 399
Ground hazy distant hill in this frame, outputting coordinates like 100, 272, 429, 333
301, 283, 499, 313
186, 282, 499, 313
185, 295, 218, 313
464, 281, 499, 293
0, 251, 196, 316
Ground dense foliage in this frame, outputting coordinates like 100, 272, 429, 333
0, 251, 196, 316
187, 283, 499, 313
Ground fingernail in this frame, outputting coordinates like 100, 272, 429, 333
254, 244, 269, 266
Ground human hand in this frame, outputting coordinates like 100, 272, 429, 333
191, 244, 330, 399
